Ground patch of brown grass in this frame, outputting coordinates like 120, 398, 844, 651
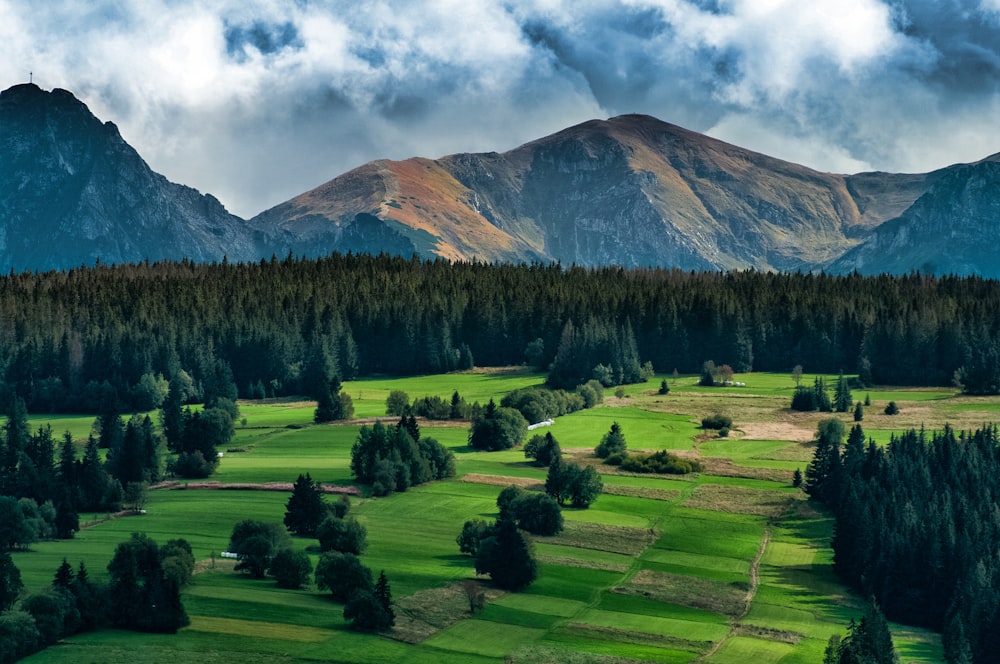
695, 457, 794, 482
461, 474, 544, 491
601, 484, 681, 501
535, 555, 629, 573
556, 623, 711, 652
615, 569, 746, 617
683, 484, 798, 518
537, 521, 657, 556
732, 624, 804, 644
389, 580, 504, 644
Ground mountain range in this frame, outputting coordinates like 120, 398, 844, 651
2, 83, 998, 276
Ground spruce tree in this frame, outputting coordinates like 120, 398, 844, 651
834, 371, 852, 413
284, 473, 326, 537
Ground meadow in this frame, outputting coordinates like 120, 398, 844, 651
15, 368, 960, 663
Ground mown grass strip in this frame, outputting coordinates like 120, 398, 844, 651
185, 615, 331, 641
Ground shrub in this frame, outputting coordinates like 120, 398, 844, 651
619, 450, 703, 475
718, 427, 730, 438
701, 414, 732, 430
884, 401, 899, 415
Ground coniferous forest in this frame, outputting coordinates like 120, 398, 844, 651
3, 254, 1000, 413
808, 423, 1000, 663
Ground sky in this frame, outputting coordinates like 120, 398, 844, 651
3, 0, 1000, 219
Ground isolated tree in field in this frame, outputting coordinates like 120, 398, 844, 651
595, 422, 626, 459
268, 549, 313, 589
468, 399, 528, 451
475, 518, 538, 591
385, 390, 409, 416
524, 432, 561, 467
315, 551, 373, 600
792, 364, 804, 386
853, 402, 864, 422
699, 360, 717, 386
284, 473, 327, 537
658, 379, 670, 395
884, 401, 899, 415
462, 578, 486, 613
792, 468, 803, 488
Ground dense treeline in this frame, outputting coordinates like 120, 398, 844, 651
3, 255, 1000, 411
807, 421, 1000, 663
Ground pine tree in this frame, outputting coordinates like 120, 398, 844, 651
834, 371, 852, 413
373, 570, 395, 627
284, 473, 327, 537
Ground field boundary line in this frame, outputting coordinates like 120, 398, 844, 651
695, 526, 771, 662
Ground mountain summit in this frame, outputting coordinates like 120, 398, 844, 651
252, 114, 945, 272
0, 84, 256, 271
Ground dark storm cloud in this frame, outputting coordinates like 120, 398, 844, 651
1, 0, 998, 217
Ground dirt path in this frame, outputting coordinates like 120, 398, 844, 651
696, 527, 771, 662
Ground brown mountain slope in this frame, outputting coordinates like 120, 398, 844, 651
253, 115, 940, 270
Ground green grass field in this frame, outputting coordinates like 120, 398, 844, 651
16, 370, 957, 663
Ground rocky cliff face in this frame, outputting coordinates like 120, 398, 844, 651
0, 84, 256, 271
253, 115, 944, 271
829, 157, 1000, 277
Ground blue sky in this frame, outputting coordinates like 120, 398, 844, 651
3, 0, 1000, 218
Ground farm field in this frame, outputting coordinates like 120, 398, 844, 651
15, 369, 965, 663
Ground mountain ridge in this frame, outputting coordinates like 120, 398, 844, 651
253, 113, 954, 272
2, 83, 998, 276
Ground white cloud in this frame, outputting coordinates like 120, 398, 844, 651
0, 0, 998, 217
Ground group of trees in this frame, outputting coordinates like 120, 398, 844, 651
791, 373, 855, 413
386, 390, 478, 421
823, 600, 898, 664
468, 400, 528, 451
160, 376, 237, 478
227, 479, 392, 632
501, 383, 603, 424
350, 418, 455, 496
0, 532, 191, 662
457, 508, 539, 591
545, 457, 603, 508
5, 256, 1000, 418
805, 420, 1000, 662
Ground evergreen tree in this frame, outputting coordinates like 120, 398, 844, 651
373, 570, 394, 626
834, 371, 853, 413
595, 422, 627, 459
475, 518, 538, 591
284, 473, 327, 537
853, 402, 864, 422
804, 418, 844, 503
